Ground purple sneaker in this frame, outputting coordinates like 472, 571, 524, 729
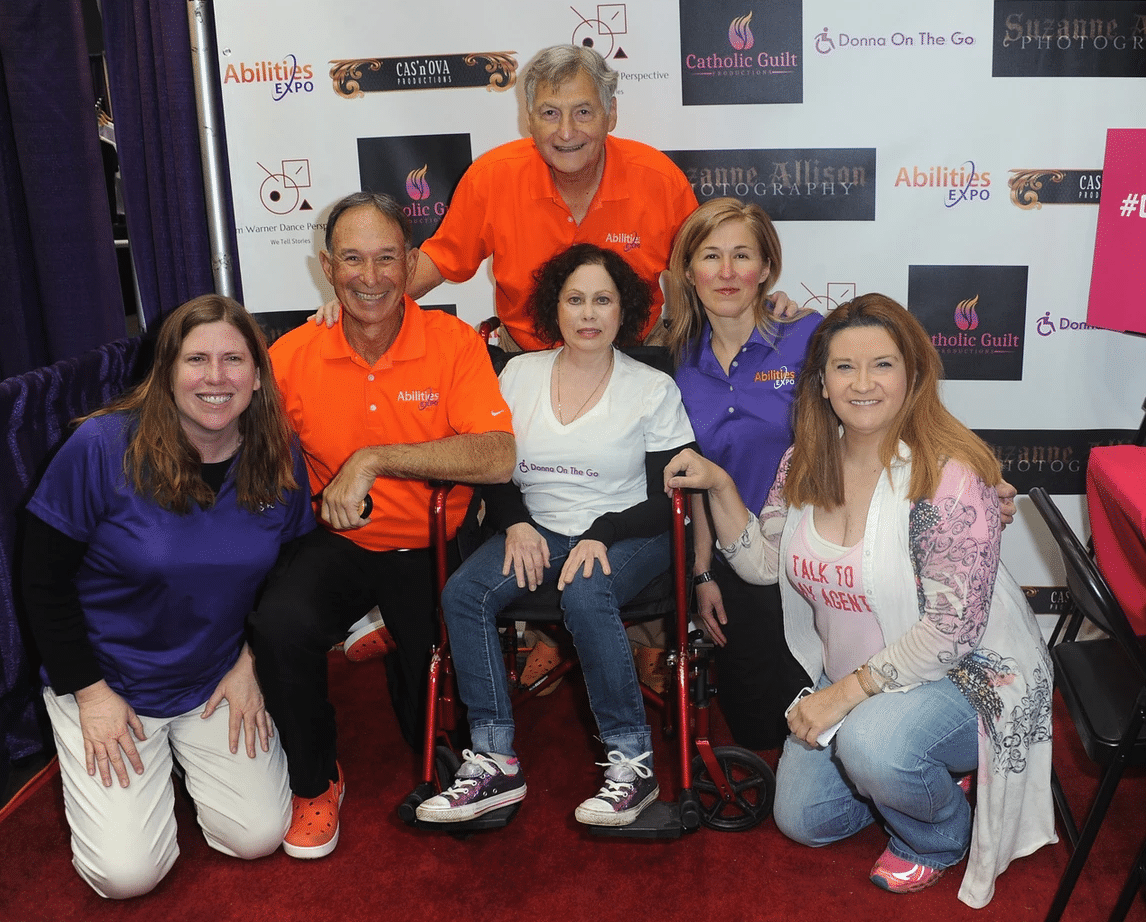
415, 750, 526, 822
574, 750, 659, 826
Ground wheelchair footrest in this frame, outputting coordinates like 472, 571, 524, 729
585, 800, 683, 839
412, 801, 522, 834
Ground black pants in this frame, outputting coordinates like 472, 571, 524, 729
250, 527, 456, 798
710, 555, 811, 750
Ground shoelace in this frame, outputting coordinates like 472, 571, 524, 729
592, 750, 653, 803
442, 749, 498, 796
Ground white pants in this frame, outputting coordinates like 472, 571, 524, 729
45, 687, 291, 899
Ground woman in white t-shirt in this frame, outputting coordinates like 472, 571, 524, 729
417, 244, 695, 828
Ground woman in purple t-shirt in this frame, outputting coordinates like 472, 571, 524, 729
665, 197, 821, 748
22, 295, 314, 898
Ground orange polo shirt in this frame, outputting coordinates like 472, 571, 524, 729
270, 297, 512, 552
419, 135, 699, 351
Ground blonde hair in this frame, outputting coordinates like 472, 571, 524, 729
665, 198, 788, 361
785, 293, 1001, 508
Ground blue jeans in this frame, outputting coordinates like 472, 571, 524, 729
441, 526, 669, 764
773, 675, 979, 869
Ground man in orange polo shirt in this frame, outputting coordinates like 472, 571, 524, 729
413, 44, 698, 351
250, 192, 515, 861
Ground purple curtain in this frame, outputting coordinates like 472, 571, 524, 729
0, 338, 144, 781
101, 0, 240, 329
0, 0, 126, 380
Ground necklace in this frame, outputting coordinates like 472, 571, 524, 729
555, 349, 613, 425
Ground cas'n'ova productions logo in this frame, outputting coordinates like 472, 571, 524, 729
331, 52, 517, 97
1009, 168, 1102, 208
992, 1, 1146, 77
664, 148, 877, 220
907, 265, 1029, 380
357, 134, 473, 247
679, 0, 803, 105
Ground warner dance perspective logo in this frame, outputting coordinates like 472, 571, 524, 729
330, 52, 517, 97
222, 53, 315, 101
665, 148, 876, 221
357, 134, 473, 247
992, 1, 1146, 77
1009, 168, 1102, 208
974, 428, 1133, 494
679, 1, 803, 105
907, 265, 1029, 381
894, 160, 992, 208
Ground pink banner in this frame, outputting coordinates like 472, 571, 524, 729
1087, 128, 1146, 334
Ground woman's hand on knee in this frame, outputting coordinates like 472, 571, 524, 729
787, 678, 864, 747
503, 523, 550, 591
557, 539, 610, 590
202, 644, 271, 758
75, 680, 146, 787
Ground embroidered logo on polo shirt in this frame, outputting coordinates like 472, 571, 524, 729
605, 231, 641, 252
397, 389, 440, 410
755, 366, 796, 389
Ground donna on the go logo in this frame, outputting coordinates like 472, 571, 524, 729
222, 53, 315, 101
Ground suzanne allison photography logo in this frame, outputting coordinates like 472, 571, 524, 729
679, 0, 803, 105
907, 265, 1029, 381
992, 1, 1146, 77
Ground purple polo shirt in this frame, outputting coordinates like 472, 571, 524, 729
27, 414, 315, 717
675, 313, 820, 513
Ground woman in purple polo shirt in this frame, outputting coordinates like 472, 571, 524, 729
22, 295, 314, 898
665, 197, 821, 748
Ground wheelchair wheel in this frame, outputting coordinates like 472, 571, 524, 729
690, 746, 775, 831
434, 745, 461, 790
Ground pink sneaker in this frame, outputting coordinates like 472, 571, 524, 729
956, 773, 973, 796
869, 847, 944, 893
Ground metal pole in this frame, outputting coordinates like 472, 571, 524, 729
186, 1, 235, 297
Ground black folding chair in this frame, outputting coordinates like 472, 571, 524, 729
1029, 486, 1146, 922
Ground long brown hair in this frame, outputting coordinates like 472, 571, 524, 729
665, 197, 790, 361
86, 294, 298, 513
785, 293, 1001, 508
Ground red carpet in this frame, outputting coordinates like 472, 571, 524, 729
1, 652, 1143, 922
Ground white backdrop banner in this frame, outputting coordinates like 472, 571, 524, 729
213, 0, 1146, 608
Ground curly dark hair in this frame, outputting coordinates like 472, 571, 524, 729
526, 244, 652, 347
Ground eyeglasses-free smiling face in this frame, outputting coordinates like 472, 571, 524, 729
527, 70, 617, 185
171, 320, 260, 459
821, 325, 908, 441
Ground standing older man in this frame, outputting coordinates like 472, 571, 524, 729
251, 192, 515, 860
411, 44, 699, 350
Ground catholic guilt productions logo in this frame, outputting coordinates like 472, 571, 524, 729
330, 52, 517, 97
1009, 169, 1103, 207
665, 148, 876, 221
222, 54, 315, 101
907, 266, 1029, 381
679, 0, 802, 105
894, 161, 991, 207
357, 134, 472, 247
992, 2, 1146, 77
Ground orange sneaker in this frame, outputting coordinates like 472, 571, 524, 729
344, 620, 396, 662
520, 641, 564, 696
283, 764, 345, 859
869, 846, 944, 893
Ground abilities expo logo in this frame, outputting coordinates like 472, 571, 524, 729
894, 160, 992, 208
222, 53, 316, 101
679, 1, 802, 105
664, 148, 877, 220
357, 134, 472, 248
992, 1, 1146, 77
907, 265, 1029, 380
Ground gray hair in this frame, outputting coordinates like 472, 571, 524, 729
324, 191, 413, 252
523, 45, 618, 112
